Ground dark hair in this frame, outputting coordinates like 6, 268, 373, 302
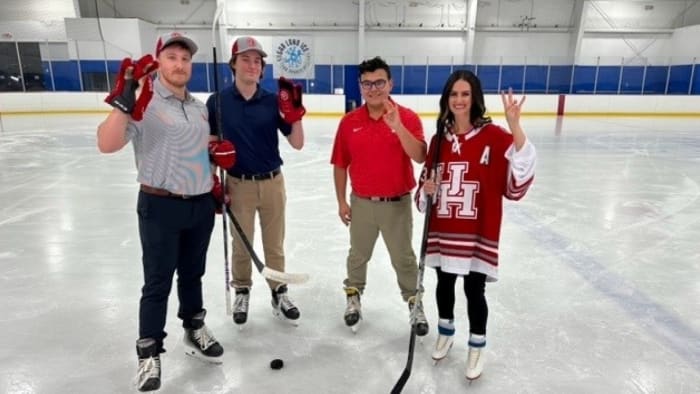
229, 55, 266, 80
436, 69, 491, 135
358, 56, 392, 80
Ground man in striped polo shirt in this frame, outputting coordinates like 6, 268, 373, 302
97, 32, 228, 392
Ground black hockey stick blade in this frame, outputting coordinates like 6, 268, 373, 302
224, 206, 310, 284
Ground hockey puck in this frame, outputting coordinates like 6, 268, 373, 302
270, 358, 284, 370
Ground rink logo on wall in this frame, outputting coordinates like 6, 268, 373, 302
273, 37, 314, 79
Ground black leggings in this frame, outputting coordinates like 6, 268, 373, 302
435, 267, 488, 335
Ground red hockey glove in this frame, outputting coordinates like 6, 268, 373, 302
104, 55, 159, 121
211, 174, 230, 214
208, 139, 236, 170
278, 77, 306, 124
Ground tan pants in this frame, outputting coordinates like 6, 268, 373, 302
226, 173, 286, 290
344, 193, 418, 301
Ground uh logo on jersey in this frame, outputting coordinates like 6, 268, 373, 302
434, 160, 484, 220
275, 38, 312, 77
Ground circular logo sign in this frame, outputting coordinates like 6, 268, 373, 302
276, 38, 311, 76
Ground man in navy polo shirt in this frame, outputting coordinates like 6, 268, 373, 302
206, 36, 305, 327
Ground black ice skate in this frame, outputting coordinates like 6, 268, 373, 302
344, 287, 362, 333
183, 310, 224, 364
408, 296, 429, 337
135, 338, 161, 392
232, 287, 250, 326
271, 284, 300, 326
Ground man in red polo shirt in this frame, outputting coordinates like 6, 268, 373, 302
330, 56, 428, 335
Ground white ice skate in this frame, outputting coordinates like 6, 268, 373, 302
431, 334, 454, 364
465, 337, 485, 382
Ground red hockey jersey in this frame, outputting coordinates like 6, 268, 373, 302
415, 123, 536, 281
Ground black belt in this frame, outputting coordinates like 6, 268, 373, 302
231, 168, 281, 181
355, 192, 409, 202
140, 184, 209, 200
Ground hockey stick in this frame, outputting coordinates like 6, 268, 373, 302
93, 0, 111, 91
211, 4, 232, 315
390, 126, 446, 394
224, 206, 309, 284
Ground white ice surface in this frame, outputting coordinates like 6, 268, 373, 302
1, 114, 699, 393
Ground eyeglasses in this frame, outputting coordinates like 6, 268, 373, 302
359, 79, 387, 90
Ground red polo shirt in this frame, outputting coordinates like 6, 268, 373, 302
330, 101, 425, 197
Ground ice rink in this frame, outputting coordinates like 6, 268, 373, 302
1, 113, 699, 393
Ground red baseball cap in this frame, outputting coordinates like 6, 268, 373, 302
231, 36, 267, 58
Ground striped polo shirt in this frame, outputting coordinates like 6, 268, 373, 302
126, 78, 213, 195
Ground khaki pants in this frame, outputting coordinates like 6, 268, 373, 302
226, 173, 286, 290
344, 193, 418, 301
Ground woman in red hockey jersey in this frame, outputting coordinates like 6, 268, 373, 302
415, 70, 536, 381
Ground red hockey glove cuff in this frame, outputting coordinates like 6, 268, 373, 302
211, 174, 230, 214
208, 139, 236, 169
105, 57, 136, 115
278, 77, 306, 124
104, 55, 159, 121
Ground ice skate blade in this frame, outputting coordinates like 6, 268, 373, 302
432, 355, 447, 365
466, 374, 481, 384
348, 318, 362, 334
272, 309, 300, 326
184, 349, 223, 364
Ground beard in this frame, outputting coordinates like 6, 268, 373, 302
160, 70, 190, 88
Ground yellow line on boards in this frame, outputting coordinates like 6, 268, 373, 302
1, 111, 699, 118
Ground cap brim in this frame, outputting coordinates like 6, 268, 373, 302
235, 48, 267, 58
162, 37, 199, 56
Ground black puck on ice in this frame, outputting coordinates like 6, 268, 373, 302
270, 359, 284, 370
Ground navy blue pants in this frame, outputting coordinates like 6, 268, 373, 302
136, 191, 216, 342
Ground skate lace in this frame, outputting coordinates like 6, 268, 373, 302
192, 325, 217, 351
409, 299, 427, 324
467, 347, 481, 369
233, 292, 249, 313
346, 294, 360, 313
136, 356, 160, 386
436, 334, 453, 350
277, 293, 296, 312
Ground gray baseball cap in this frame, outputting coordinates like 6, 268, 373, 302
155, 32, 198, 56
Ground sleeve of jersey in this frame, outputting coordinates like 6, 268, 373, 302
414, 134, 439, 212
504, 139, 536, 200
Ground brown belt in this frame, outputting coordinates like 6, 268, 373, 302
355, 192, 409, 202
140, 184, 209, 200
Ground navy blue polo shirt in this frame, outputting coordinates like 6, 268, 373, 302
207, 84, 292, 177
